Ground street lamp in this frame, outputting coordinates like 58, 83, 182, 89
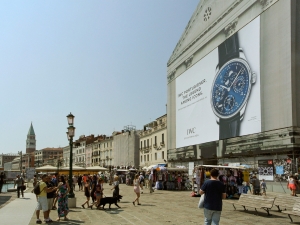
66, 112, 76, 198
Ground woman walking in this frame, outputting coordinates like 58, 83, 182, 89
56, 176, 70, 221
81, 180, 91, 208
90, 178, 104, 209
90, 175, 97, 203
288, 175, 297, 196
133, 174, 141, 206
111, 176, 120, 199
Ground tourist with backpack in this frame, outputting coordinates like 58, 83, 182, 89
35, 174, 56, 224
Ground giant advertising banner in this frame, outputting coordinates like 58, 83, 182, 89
176, 16, 261, 148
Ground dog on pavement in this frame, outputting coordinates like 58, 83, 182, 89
97, 195, 122, 209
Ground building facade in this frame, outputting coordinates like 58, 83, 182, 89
34, 147, 63, 167
166, 0, 300, 180
139, 114, 167, 168
0, 154, 19, 170
113, 126, 140, 168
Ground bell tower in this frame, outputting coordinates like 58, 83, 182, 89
26, 122, 36, 153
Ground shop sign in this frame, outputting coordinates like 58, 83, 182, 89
258, 160, 274, 181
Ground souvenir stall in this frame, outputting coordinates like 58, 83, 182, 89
152, 167, 189, 191
193, 165, 248, 198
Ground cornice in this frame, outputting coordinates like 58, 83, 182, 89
167, 69, 176, 84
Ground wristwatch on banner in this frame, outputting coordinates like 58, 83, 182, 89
210, 33, 256, 139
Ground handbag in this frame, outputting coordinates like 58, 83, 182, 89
21, 185, 26, 191
198, 194, 205, 208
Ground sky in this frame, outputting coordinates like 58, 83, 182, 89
0, 0, 199, 154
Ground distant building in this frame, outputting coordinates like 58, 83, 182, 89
113, 126, 140, 168
139, 115, 167, 169
26, 123, 36, 154
34, 147, 63, 167
0, 153, 19, 170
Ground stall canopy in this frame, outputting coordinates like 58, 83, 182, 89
60, 165, 85, 171
85, 166, 108, 171
35, 165, 57, 171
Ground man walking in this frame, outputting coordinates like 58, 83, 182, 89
14, 174, 24, 198
200, 169, 226, 225
148, 172, 154, 193
36, 174, 56, 224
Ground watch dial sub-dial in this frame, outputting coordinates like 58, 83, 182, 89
214, 86, 226, 102
223, 70, 237, 86
233, 77, 246, 93
224, 95, 235, 111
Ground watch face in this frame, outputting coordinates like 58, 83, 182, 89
211, 58, 252, 119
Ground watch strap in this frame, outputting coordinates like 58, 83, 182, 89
219, 112, 240, 139
218, 33, 240, 68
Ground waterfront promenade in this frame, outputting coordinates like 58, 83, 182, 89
1, 183, 300, 225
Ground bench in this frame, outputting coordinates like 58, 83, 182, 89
273, 195, 299, 212
226, 194, 275, 216
282, 200, 300, 222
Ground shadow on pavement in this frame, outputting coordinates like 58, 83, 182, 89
0, 196, 12, 207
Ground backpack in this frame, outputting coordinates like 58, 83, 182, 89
33, 182, 41, 195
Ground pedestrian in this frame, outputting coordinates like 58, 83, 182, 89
14, 174, 24, 198
251, 175, 260, 195
111, 176, 120, 199
72, 176, 77, 191
81, 180, 91, 208
45, 175, 57, 222
260, 179, 267, 196
133, 174, 141, 206
78, 175, 83, 191
90, 178, 104, 209
56, 175, 70, 221
148, 172, 154, 193
145, 172, 149, 189
90, 175, 97, 203
139, 172, 144, 193
177, 175, 182, 191
287, 175, 297, 196
36, 174, 56, 224
0, 172, 4, 193
200, 169, 226, 225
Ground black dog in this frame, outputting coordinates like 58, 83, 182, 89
97, 195, 122, 209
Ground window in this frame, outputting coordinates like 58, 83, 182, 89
155, 153, 157, 160
144, 140, 146, 148
147, 139, 149, 147
141, 156, 142, 162
162, 133, 164, 143
162, 151, 164, 159
155, 136, 157, 145
144, 155, 146, 161
147, 155, 149, 161
141, 141, 142, 149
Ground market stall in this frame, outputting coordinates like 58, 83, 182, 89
193, 165, 248, 198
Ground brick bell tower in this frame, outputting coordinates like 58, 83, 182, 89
26, 122, 36, 154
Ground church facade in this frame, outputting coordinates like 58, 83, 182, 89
167, 0, 300, 186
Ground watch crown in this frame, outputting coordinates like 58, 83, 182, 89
251, 72, 257, 84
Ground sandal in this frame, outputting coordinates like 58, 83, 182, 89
132, 201, 135, 206
81, 204, 85, 209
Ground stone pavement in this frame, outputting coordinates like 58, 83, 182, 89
2, 183, 300, 224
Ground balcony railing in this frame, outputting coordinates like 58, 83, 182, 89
160, 142, 165, 146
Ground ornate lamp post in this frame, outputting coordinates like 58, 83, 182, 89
66, 113, 76, 198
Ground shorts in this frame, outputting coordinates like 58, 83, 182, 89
95, 192, 102, 197
47, 198, 53, 210
134, 186, 140, 193
261, 188, 266, 193
36, 196, 48, 212
289, 184, 297, 190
